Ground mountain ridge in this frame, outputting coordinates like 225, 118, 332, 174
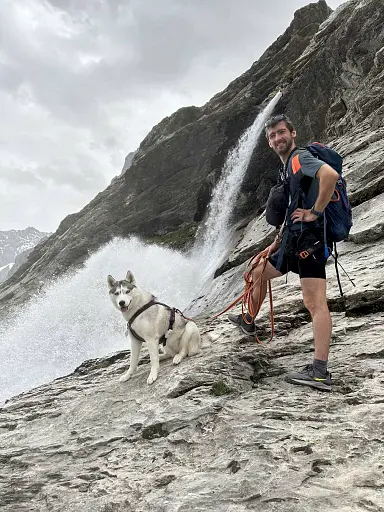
0, 227, 51, 283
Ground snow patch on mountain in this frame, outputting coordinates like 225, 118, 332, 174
0, 227, 50, 283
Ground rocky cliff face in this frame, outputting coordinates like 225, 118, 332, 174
0, 0, 335, 314
1, 1, 384, 510
120, 151, 136, 175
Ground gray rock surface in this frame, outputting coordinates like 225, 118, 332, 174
118, 151, 137, 176
1, 308, 383, 511
0, 263, 13, 283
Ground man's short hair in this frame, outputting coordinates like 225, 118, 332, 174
264, 114, 295, 137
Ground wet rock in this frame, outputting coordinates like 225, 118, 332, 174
349, 192, 384, 243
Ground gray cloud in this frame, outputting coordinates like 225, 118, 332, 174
1, 167, 47, 188
0, 0, 346, 231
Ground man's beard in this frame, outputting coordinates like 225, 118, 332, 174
275, 136, 294, 157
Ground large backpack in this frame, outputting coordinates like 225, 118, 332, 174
306, 143, 355, 296
306, 142, 352, 243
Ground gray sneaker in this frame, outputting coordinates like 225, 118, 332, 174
228, 313, 256, 336
285, 364, 332, 392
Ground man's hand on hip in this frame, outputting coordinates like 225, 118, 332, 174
291, 208, 318, 223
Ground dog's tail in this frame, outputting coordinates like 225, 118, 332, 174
182, 321, 201, 356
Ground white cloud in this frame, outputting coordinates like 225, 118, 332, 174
0, 0, 346, 231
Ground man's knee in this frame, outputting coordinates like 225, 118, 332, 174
303, 292, 328, 315
301, 277, 328, 313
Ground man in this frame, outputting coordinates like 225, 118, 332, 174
229, 114, 339, 391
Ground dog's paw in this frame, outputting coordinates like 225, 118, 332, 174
147, 372, 158, 385
119, 372, 132, 383
173, 354, 183, 365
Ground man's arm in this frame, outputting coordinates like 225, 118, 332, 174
312, 164, 339, 212
291, 163, 339, 223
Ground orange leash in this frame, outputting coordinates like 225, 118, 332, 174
209, 247, 275, 344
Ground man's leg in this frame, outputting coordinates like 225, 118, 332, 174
251, 260, 283, 313
301, 277, 331, 361
228, 258, 282, 335
285, 276, 332, 391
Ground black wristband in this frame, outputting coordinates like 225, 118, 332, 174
310, 206, 323, 217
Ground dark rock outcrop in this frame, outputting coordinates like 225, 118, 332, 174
120, 151, 136, 174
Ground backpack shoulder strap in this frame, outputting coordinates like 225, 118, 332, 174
283, 147, 299, 179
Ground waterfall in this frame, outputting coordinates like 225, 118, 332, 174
192, 91, 282, 278
0, 92, 281, 403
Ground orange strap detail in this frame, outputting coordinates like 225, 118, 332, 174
291, 154, 301, 175
299, 250, 310, 259
330, 188, 340, 202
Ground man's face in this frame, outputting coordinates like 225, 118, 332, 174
266, 121, 296, 157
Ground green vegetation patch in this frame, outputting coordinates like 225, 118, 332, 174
146, 222, 199, 250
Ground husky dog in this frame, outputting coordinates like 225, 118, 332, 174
107, 271, 201, 385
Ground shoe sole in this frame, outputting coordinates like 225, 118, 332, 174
228, 316, 256, 336
240, 326, 257, 336
285, 376, 332, 392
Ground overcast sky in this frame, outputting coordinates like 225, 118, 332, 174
0, 0, 346, 232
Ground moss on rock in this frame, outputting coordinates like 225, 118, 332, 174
210, 380, 232, 396
145, 223, 199, 250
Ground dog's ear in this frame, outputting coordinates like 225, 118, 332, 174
107, 275, 116, 289
125, 270, 136, 285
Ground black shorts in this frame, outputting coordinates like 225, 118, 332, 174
269, 228, 328, 280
